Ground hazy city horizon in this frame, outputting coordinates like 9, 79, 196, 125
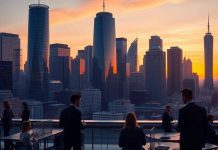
1, 0, 218, 79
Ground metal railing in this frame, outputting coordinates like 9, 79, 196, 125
1, 119, 218, 150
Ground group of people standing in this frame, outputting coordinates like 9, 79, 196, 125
1, 101, 30, 149
162, 89, 218, 150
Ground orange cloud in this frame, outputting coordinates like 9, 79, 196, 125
50, 0, 186, 26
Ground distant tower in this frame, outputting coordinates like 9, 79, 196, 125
0, 33, 20, 95
27, 4, 49, 101
127, 38, 138, 72
167, 47, 183, 96
50, 44, 70, 89
204, 15, 214, 91
145, 36, 166, 103
116, 38, 127, 98
183, 57, 192, 79
149, 35, 163, 49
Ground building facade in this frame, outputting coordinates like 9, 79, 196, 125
27, 4, 49, 101
50, 44, 70, 89
167, 47, 183, 96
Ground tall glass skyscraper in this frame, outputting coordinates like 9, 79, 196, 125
127, 38, 138, 73
93, 11, 117, 109
27, 4, 49, 101
204, 16, 214, 91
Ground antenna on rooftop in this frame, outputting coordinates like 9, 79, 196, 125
103, 0, 105, 12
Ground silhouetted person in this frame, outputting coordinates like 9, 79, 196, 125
21, 102, 30, 122
206, 114, 218, 145
60, 94, 82, 150
177, 89, 208, 150
1, 100, 14, 150
162, 105, 173, 132
119, 112, 146, 150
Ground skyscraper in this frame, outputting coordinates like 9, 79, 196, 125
71, 57, 85, 91
204, 15, 214, 91
149, 35, 163, 49
92, 7, 117, 109
167, 47, 183, 96
0, 33, 20, 95
84, 45, 93, 88
27, 4, 49, 101
0, 61, 12, 91
127, 38, 138, 72
116, 38, 127, 98
145, 36, 166, 103
183, 57, 192, 79
50, 44, 70, 89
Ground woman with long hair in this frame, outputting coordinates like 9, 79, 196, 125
119, 112, 146, 150
1, 100, 14, 149
21, 102, 30, 122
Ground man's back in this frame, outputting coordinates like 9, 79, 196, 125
60, 105, 81, 142
178, 102, 208, 150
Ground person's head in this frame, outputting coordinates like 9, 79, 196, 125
181, 89, 193, 104
125, 112, 139, 129
3, 100, 11, 109
208, 114, 214, 124
165, 105, 171, 113
22, 121, 32, 132
22, 102, 29, 111
71, 94, 81, 107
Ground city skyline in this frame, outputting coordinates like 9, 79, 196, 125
1, 0, 218, 79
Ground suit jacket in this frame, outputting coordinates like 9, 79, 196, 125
2, 108, 14, 129
119, 127, 146, 150
162, 112, 173, 132
59, 105, 82, 144
177, 102, 208, 150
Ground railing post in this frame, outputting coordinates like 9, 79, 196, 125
91, 127, 94, 150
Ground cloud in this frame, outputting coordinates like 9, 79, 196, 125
50, 0, 186, 26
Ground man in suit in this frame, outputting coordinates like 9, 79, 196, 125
177, 89, 208, 150
60, 94, 82, 150
162, 105, 173, 132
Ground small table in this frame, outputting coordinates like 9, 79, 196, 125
146, 132, 218, 150
0, 128, 63, 150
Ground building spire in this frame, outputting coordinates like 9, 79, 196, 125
208, 13, 210, 33
103, 0, 105, 12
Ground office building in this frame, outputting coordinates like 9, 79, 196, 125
92, 112, 124, 120
145, 36, 166, 103
0, 33, 20, 95
183, 57, 192, 79
80, 88, 101, 119
108, 99, 134, 116
204, 16, 214, 91
50, 44, 70, 89
149, 35, 163, 49
116, 38, 127, 98
92, 10, 117, 109
183, 78, 196, 97
127, 38, 138, 72
0, 61, 12, 91
27, 4, 49, 101
130, 72, 145, 91
84, 46, 93, 88
167, 47, 183, 96
71, 57, 85, 90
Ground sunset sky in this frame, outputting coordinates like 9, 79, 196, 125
0, 0, 218, 79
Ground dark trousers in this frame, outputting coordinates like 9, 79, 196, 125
3, 127, 13, 150
64, 143, 81, 150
